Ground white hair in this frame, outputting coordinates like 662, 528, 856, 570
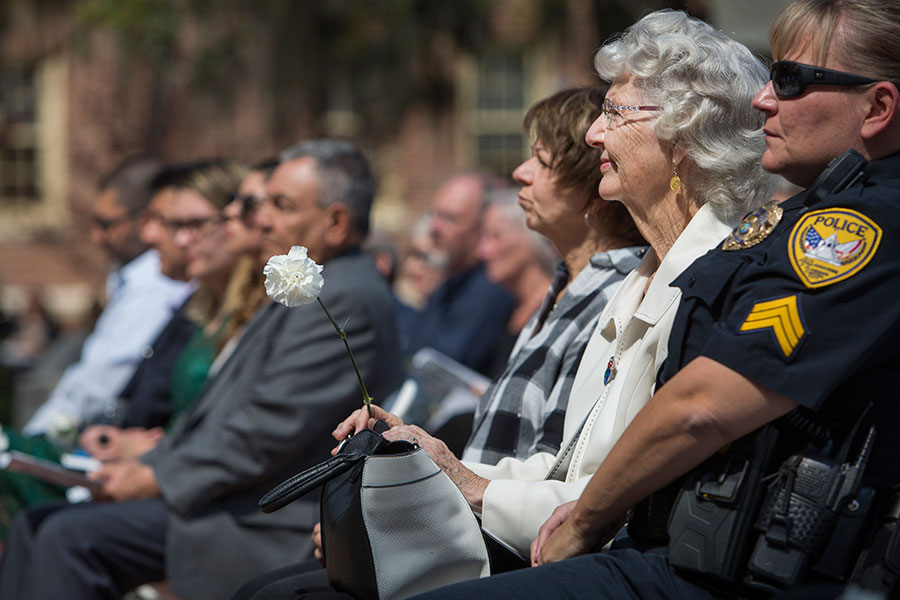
595, 9, 779, 221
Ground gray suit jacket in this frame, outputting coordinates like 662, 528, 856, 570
142, 250, 404, 600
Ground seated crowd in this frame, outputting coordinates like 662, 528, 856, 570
1, 1, 899, 599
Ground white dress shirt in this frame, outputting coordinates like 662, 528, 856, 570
24, 250, 191, 436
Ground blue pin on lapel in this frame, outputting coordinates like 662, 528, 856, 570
604, 356, 616, 385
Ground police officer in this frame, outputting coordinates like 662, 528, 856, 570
406, 0, 900, 598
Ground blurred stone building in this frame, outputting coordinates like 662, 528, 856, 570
0, 0, 785, 328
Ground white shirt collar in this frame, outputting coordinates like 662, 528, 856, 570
608, 203, 736, 327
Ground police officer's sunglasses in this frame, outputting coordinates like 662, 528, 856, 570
770, 60, 880, 98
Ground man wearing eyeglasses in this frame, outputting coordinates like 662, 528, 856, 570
22, 157, 191, 437
407, 1, 900, 599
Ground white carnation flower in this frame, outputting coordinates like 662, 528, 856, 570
264, 246, 325, 307
262, 245, 372, 414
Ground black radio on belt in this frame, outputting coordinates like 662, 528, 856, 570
746, 425, 875, 589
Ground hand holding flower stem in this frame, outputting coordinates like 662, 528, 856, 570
264, 246, 373, 418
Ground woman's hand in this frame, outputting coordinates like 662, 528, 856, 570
79, 425, 123, 461
382, 424, 490, 513
532, 503, 598, 566
531, 503, 625, 566
530, 501, 577, 566
331, 404, 403, 455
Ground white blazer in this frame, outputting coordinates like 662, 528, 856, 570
465, 203, 736, 555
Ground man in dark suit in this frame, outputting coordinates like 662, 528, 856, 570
0, 139, 405, 600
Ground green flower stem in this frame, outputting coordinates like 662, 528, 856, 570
317, 298, 373, 418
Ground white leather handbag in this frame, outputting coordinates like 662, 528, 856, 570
259, 424, 490, 600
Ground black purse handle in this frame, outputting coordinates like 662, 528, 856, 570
259, 423, 390, 514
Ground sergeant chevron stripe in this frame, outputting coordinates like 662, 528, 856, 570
739, 295, 806, 358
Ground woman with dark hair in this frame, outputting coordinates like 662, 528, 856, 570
462, 86, 646, 466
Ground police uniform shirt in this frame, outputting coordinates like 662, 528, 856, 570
660, 150, 900, 489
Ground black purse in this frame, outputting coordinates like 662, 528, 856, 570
260, 422, 500, 600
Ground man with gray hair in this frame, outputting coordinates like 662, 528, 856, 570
0, 139, 404, 600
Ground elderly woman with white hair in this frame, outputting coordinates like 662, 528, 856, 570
371, 10, 778, 583
474, 188, 558, 388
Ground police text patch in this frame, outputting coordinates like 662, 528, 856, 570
739, 295, 806, 358
788, 208, 881, 288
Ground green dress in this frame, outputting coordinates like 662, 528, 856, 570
166, 325, 220, 428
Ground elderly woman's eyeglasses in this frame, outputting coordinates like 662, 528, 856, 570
601, 98, 660, 130
769, 60, 880, 99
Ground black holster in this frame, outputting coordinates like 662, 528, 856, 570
746, 456, 874, 589
667, 426, 782, 583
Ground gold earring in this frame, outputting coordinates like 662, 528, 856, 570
669, 165, 682, 192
